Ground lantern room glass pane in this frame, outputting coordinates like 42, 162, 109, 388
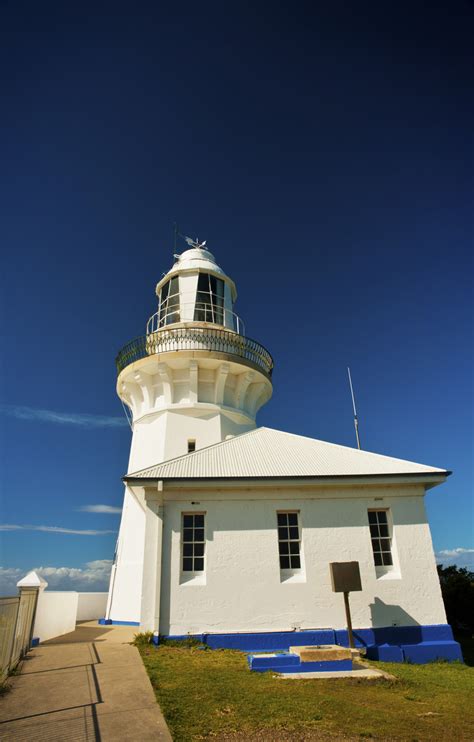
159, 276, 181, 326
193, 272, 225, 325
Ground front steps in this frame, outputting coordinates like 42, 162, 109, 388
248, 644, 353, 674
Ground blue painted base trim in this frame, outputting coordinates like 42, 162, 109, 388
98, 618, 140, 626
31, 637, 40, 647
160, 624, 463, 665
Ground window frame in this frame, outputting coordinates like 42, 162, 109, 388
368, 509, 393, 568
277, 511, 302, 571
181, 512, 206, 574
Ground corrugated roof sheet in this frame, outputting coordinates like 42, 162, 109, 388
125, 427, 447, 480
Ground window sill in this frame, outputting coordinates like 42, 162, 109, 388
375, 567, 401, 581
180, 572, 206, 586
280, 570, 306, 584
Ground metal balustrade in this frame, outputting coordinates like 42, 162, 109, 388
115, 326, 274, 378
146, 303, 245, 335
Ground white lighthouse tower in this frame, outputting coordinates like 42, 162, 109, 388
106, 240, 273, 623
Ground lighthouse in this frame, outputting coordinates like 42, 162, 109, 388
103, 237, 461, 666
106, 240, 274, 623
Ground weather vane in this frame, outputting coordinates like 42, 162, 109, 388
173, 223, 207, 257
184, 236, 207, 249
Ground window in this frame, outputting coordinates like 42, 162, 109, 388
182, 513, 205, 572
159, 276, 180, 326
187, 439, 196, 453
368, 510, 393, 567
194, 272, 225, 324
277, 512, 301, 570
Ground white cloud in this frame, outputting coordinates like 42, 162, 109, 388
0, 403, 128, 428
78, 505, 122, 514
0, 560, 113, 595
0, 524, 116, 535
435, 547, 474, 569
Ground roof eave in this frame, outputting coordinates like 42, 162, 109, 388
123, 471, 450, 488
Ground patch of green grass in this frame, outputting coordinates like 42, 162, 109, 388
139, 645, 474, 741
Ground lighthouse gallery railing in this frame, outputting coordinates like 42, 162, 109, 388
116, 327, 274, 378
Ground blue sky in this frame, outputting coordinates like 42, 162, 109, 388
1, 2, 472, 594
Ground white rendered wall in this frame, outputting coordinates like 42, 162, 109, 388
34, 591, 79, 642
157, 486, 446, 635
76, 592, 108, 621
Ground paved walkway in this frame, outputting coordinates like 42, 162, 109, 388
0, 621, 172, 741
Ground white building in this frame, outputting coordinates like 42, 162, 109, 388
104, 242, 462, 663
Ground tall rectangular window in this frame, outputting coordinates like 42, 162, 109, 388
368, 510, 393, 566
182, 513, 205, 572
277, 512, 301, 570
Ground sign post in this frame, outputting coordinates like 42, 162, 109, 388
329, 561, 362, 650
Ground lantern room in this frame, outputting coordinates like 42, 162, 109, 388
147, 246, 243, 335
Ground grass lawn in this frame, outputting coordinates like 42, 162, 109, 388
139, 643, 474, 741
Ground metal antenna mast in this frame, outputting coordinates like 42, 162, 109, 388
173, 222, 178, 255
347, 367, 361, 450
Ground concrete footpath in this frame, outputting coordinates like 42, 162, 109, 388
0, 621, 173, 741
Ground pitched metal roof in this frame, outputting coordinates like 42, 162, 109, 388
125, 427, 447, 481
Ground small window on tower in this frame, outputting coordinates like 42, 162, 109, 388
181, 513, 205, 572
187, 439, 196, 453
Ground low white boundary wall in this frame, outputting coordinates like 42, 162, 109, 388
34, 591, 79, 643
16, 573, 109, 644
77, 592, 108, 621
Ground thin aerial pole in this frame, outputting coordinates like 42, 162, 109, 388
347, 367, 361, 450
173, 222, 179, 254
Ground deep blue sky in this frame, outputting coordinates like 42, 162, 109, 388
1, 2, 472, 592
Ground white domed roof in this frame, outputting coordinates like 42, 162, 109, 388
156, 247, 237, 299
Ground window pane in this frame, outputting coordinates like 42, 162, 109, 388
368, 511, 377, 524
377, 511, 388, 524
289, 541, 299, 555
287, 513, 298, 526
380, 539, 391, 551
194, 528, 204, 542
278, 526, 289, 540
278, 542, 289, 555
194, 543, 204, 557
369, 524, 379, 537
382, 552, 393, 566
379, 524, 389, 537
197, 273, 209, 290
215, 278, 225, 297
161, 281, 169, 301
290, 555, 301, 569
183, 558, 193, 572
194, 558, 204, 571
183, 543, 193, 557
277, 513, 288, 526
183, 528, 193, 542
289, 526, 299, 540
194, 514, 204, 527
374, 552, 383, 566
183, 515, 193, 528
372, 539, 381, 553
280, 555, 290, 570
